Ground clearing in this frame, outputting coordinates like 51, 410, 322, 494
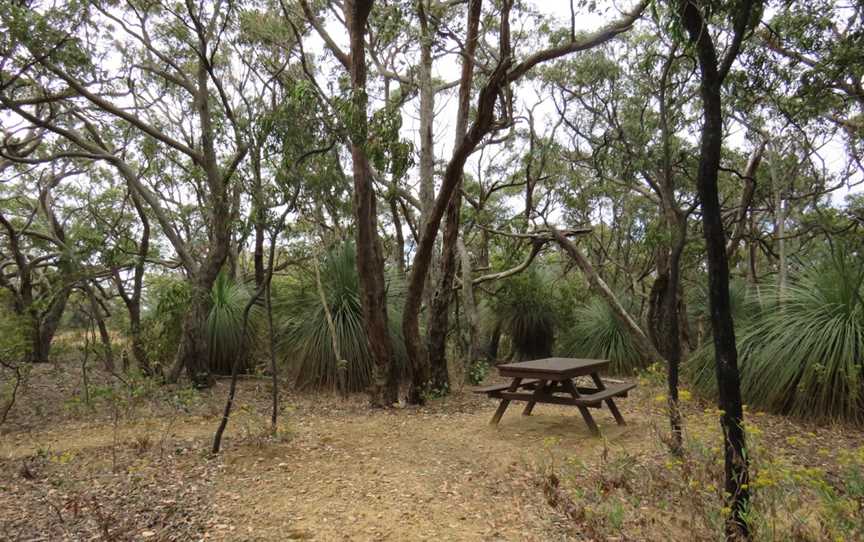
1, 364, 862, 541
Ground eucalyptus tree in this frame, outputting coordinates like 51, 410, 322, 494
755, 0, 863, 170
0, 1, 255, 387
671, 0, 764, 537
728, 3, 863, 292
400, 0, 651, 400
0, 164, 95, 364
80, 170, 154, 374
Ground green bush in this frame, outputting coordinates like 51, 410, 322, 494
141, 275, 190, 371
686, 252, 864, 423
207, 271, 259, 375
685, 279, 764, 395
559, 295, 646, 375
491, 270, 558, 360
275, 242, 407, 392
141, 272, 259, 375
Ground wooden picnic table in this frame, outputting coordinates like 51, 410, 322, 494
473, 357, 635, 436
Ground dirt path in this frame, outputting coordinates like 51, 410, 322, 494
207, 397, 649, 541
1, 386, 652, 541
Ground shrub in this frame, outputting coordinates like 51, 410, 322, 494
559, 295, 646, 375
275, 242, 407, 392
491, 270, 558, 360
686, 251, 864, 423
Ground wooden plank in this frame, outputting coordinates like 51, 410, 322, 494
571, 382, 636, 406
498, 357, 609, 379
471, 378, 539, 394
489, 377, 522, 426
522, 379, 548, 416
591, 372, 627, 425
561, 379, 599, 436
492, 391, 599, 407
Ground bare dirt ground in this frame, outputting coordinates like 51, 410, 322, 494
2, 363, 862, 541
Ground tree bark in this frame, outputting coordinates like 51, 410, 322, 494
768, 144, 787, 293
675, 0, 759, 537
30, 288, 70, 364
168, 34, 241, 387
346, 0, 398, 407
114, 191, 151, 375
457, 238, 481, 367
403, 0, 485, 400
86, 286, 115, 372
647, 50, 687, 452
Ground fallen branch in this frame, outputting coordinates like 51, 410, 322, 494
550, 226, 663, 363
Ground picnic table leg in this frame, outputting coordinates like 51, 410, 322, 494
490, 377, 522, 426
522, 379, 548, 416
590, 373, 626, 426
562, 380, 600, 436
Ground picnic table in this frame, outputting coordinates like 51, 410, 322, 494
474, 357, 635, 436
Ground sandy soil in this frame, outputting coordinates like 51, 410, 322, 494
0, 367, 651, 541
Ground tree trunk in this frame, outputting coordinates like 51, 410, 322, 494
676, 0, 758, 536
648, 52, 686, 452
417, 0, 435, 230
252, 147, 266, 290
425, 191, 460, 393
346, 0, 398, 407
402, 0, 483, 401
29, 287, 71, 364
389, 194, 406, 277
86, 286, 115, 372
115, 191, 151, 375
458, 238, 481, 367
769, 144, 787, 294
168, 40, 237, 388
170, 277, 214, 388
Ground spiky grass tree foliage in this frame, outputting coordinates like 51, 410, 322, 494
276, 242, 406, 392
559, 296, 645, 375
686, 254, 864, 423
686, 279, 764, 394
740, 255, 864, 422
207, 272, 259, 375
142, 273, 257, 375
492, 271, 558, 361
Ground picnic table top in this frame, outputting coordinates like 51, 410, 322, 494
497, 357, 609, 379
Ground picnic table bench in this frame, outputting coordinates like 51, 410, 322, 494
473, 357, 635, 436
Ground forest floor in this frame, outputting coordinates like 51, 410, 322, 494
1, 361, 863, 541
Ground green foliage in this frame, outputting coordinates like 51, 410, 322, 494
207, 272, 259, 375
687, 252, 864, 423
276, 242, 406, 392
0, 290, 29, 360
685, 279, 765, 396
141, 275, 190, 370
142, 273, 258, 375
492, 270, 558, 361
560, 296, 646, 375
466, 359, 490, 386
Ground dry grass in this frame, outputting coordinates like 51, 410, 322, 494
0, 362, 862, 541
